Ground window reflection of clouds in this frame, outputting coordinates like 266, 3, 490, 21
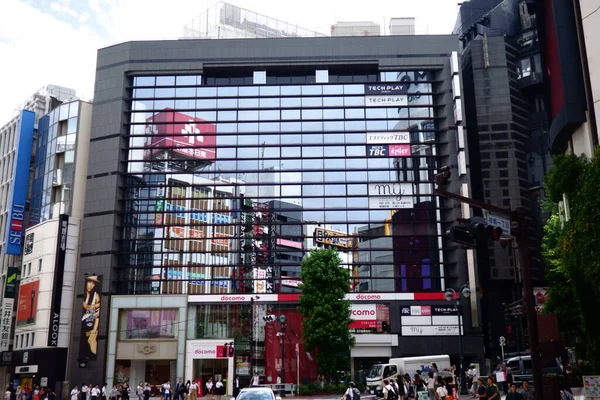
324, 171, 346, 183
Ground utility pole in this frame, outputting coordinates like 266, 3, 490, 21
434, 168, 542, 398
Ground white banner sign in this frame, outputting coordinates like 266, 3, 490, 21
367, 132, 410, 144
191, 345, 218, 359
401, 325, 460, 336
365, 95, 408, 107
368, 183, 414, 209
0, 299, 14, 351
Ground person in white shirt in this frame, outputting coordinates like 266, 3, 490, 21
162, 382, 171, 400
206, 379, 213, 400
136, 383, 144, 400
214, 379, 224, 400
435, 377, 448, 400
71, 386, 80, 400
189, 381, 197, 400
426, 372, 435, 400
101, 384, 107, 400
251, 373, 260, 387
91, 385, 101, 400
81, 384, 89, 400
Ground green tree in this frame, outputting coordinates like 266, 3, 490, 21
543, 147, 600, 373
298, 248, 355, 379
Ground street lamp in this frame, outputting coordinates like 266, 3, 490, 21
278, 315, 287, 385
445, 285, 471, 395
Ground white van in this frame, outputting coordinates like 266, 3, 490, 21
366, 355, 451, 396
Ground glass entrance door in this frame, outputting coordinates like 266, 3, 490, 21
193, 359, 229, 394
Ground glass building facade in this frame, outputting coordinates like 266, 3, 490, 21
122, 69, 446, 296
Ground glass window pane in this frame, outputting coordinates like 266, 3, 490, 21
316, 70, 329, 83
69, 103, 79, 118
302, 97, 322, 107
239, 86, 259, 97
239, 98, 259, 108
282, 146, 301, 157
323, 109, 344, 120
323, 97, 344, 107
238, 110, 258, 121
176, 76, 197, 86
344, 85, 365, 94
260, 86, 280, 96
345, 109, 365, 119
282, 109, 300, 120
302, 85, 322, 95
156, 76, 175, 86
254, 71, 266, 84
302, 121, 322, 132
195, 111, 216, 122
324, 121, 344, 131
134, 76, 155, 86
260, 122, 280, 132
175, 87, 195, 97
323, 85, 344, 95
237, 122, 259, 133
260, 98, 280, 108
281, 122, 301, 132
344, 96, 365, 106
134, 88, 154, 98
281, 97, 301, 108
259, 110, 280, 121
217, 98, 237, 108
218, 87, 238, 97
281, 86, 301, 95
197, 87, 217, 97
218, 111, 237, 121
302, 109, 322, 120
67, 118, 78, 133
196, 99, 216, 109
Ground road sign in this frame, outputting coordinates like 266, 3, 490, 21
486, 213, 511, 236
499, 336, 506, 346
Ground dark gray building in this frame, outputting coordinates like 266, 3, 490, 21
455, 0, 550, 359
71, 35, 484, 387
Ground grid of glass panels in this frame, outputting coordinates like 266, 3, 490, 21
30, 101, 79, 226
122, 71, 444, 295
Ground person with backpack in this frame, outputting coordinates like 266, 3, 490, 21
382, 380, 397, 400
341, 382, 360, 400
435, 377, 448, 400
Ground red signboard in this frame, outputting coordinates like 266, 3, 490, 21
145, 109, 216, 161
17, 280, 40, 325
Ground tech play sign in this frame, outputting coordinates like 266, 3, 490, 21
400, 305, 461, 336
364, 84, 408, 107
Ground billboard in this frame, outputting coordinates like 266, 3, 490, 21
0, 267, 19, 351
368, 183, 414, 209
367, 144, 412, 157
349, 303, 390, 333
17, 280, 40, 326
366, 132, 410, 144
5, 110, 35, 255
364, 84, 408, 107
400, 305, 461, 336
48, 215, 69, 346
314, 227, 352, 249
79, 274, 102, 361
145, 109, 216, 161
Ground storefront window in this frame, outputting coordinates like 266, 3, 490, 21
119, 309, 178, 340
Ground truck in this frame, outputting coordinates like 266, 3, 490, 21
366, 355, 451, 397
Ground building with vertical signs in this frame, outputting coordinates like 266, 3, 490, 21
74, 34, 485, 392
10, 100, 92, 394
0, 86, 76, 391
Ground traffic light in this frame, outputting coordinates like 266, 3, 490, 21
448, 226, 476, 247
469, 217, 503, 242
505, 323, 516, 346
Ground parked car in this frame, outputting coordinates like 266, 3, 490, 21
507, 355, 562, 384
233, 387, 282, 400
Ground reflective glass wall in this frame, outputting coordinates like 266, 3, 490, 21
121, 70, 445, 294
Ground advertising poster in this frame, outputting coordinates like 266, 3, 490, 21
534, 287, 549, 313
0, 267, 19, 351
367, 144, 412, 158
79, 274, 102, 361
366, 132, 410, 144
349, 304, 390, 333
314, 227, 352, 249
584, 376, 600, 398
364, 84, 408, 107
16, 280, 40, 326
368, 183, 414, 209
48, 214, 69, 346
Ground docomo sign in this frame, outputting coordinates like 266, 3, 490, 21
191, 345, 221, 359
351, 304, 377, 321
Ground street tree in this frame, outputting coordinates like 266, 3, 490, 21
298, 248, 355, 380
542, 148, 600, 373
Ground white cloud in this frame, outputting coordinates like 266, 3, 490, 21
0, 0, 459, 125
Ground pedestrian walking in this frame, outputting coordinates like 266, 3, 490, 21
206, 378, 213, 400
486, 376, 500, 400
215, 379, 224, 400
505, 384, 523, 400
101, 384, 107, 400
232, 377, 240, 398
162, 381, 171, 400
136, 384, 143, 400
143, 383, 150, 400
189, 380, 197, 400
251, 373, 260, 387
91, 385, 101, 400
435, 377, 448, 400
71, 386, 80, 400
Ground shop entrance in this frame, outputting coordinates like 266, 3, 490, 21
193, 359, 229, 394
115, 359, 174, 396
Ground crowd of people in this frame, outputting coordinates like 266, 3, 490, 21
4, 385, 56, 400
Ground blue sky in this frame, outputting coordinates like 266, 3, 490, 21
0, 0, 459, 124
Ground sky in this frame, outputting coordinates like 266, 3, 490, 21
0, 0, 459, 125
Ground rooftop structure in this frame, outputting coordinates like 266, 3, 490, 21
183, 2, 326, 39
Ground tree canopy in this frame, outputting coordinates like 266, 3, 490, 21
297, 248, 355, 379
542, 148, 600, 373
